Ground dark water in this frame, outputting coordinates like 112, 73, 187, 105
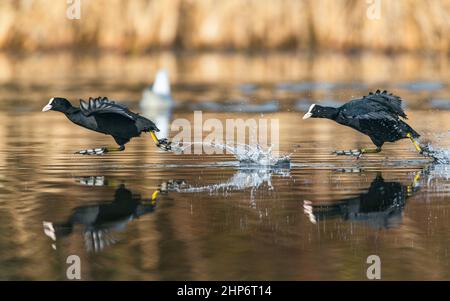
1, 52, 450, 280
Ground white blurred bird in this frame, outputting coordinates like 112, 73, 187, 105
140, 69, 174, 138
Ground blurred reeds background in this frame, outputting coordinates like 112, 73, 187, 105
0, 0, 449, 53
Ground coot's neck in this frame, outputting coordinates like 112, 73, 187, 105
316, 105, 339, 120
64, 106, 80, 116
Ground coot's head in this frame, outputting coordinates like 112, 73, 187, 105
42, 97, 72, 113
302, 104, 337, 120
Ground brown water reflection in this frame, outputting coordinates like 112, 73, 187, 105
1, 52, 450, 280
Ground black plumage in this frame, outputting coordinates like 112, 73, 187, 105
43, 184, 158, 252
42, 96, 170, 154
302, 90, 422, 156
304, 174, 418, 229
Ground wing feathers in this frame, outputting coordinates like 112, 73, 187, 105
363, 90, 407, 119
79, 97, 136, 120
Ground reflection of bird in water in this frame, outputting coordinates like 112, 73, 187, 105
43, 183, 161, 252
303, 172, 421, 229
140, 69, 174, 139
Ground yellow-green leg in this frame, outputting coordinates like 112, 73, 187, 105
360, 147, 382, 154
150, 131, 159, 144
150, 131, 172, 151
406, 133, 422, 153
407, 169, 422, 195
151, 190, 159, 205
407, 133, 439, 162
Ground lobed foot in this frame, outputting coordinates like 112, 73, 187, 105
76, 147, 108, 155
419, 146, 439, 162
419, 145, 432, 156
333, 149, 362, 158
160, 179, 187, 193
157, 138, 172, 151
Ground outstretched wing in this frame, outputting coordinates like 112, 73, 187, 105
342, 110, 398, 129
79, 97, 136, 120
362, 90, 407, 119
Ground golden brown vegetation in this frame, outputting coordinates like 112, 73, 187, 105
1, 0, 450, 52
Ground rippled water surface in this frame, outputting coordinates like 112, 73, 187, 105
2, 52, 450, 280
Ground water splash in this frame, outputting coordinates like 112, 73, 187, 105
163, 168, 290, 209
422, 144, 450, 164
169, 141, 291, 167
167, 167, 290, 194
421, 164, 450, 192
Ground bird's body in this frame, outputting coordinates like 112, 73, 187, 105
303, 90, 423, 157
43, 184, 158, 252
334, 92, 419, 147
42, 96, 171, 154
68, 98, 158, 145
69, 185, 151, 229
304, 173, 418, 229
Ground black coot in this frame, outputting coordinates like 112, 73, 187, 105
302, 90, 423, 157
42, 96, 171, 154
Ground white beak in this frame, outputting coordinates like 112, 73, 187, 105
302, 104, 315, 119
42, 104, 52, 112
42, 98, 54, 112
302, 112, 312, 119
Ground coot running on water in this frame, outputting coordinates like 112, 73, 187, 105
302, 90, 424, 158
42, 96, 171, 155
